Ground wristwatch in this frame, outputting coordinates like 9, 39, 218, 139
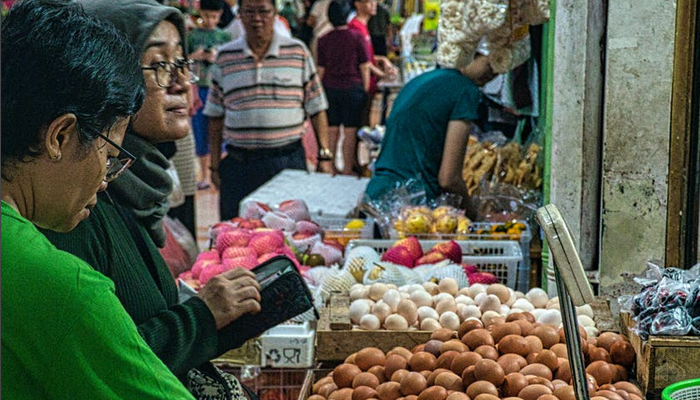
318, 148, 333, 161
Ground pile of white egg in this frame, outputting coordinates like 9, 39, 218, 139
347, 279, 598, 337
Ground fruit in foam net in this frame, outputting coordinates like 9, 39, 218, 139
305, 253, 326, 267
404, 212, 432, 234
432, 205, 455, 219
434, 214, 459, 234
381, 246, 414, 268
393, 236, 423, 261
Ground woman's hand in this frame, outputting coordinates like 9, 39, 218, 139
197, 267, 261, 329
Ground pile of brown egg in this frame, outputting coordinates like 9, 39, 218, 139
309, 312, 640, 400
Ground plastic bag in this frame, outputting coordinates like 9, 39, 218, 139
160, 215, 199, 278
165, 161, 185, 208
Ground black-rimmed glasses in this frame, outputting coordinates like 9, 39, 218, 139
140, 59, 199, 89
96, 132, 136, 183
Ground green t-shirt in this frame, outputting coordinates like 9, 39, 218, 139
186, 28, 231, 87
365, 68, 482, 201
0, 201, 195, 400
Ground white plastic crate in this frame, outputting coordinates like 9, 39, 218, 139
314, 217, 375, 246
346, 239, 523, 289
260, 321, 315, 368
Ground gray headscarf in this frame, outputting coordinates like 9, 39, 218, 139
79, 0, 187, 247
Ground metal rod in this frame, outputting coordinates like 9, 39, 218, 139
555, 267, 590, 400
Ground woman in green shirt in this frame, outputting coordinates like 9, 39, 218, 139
0, 1, 195, 398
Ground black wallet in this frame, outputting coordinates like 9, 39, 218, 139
224, 255, 318, 348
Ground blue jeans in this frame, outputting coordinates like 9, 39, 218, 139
217, 141, 306, 220
192, 87, 210, 157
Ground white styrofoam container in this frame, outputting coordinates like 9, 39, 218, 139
260, 321, 315, 368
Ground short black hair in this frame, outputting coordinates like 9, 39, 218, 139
238, 0, 276, 11
328, 0, 350, 27
200, 0, 224, 11
1, 0, 144, 179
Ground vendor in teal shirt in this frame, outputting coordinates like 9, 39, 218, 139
365, 55, 495, 202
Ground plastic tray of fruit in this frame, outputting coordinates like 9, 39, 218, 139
315, 217, 375, 246
346, 239, 523, 289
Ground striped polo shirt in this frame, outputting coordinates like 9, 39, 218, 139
203, 32, 328, 149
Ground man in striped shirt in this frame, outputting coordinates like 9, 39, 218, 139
204, 0, 333, 220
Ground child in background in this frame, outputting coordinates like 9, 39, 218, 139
317, 0, 371, 175
187, 0, 231, 190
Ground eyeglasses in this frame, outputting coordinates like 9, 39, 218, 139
140, 59, 199, 89
96, 132, 136, 183
240, 8, 274, 17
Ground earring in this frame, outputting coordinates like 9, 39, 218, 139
52, 152, 62, 162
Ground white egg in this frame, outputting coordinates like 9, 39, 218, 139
584, 326, 599, 338
371, 302, 392, 323
397, 299, 418, 326
420, 317, 441, 331
408, 284, 426, 293
439, 311, 460, 330
385, 314, 409, 330
481, 310, 503, 326
417, 306, 439, 322
578, 315, 595, 327
455, 295, 475, 306
349, 299, 371, 324
398, 285, 411, 293
508, 308, 525, 315
526, 288, 550, 308
514, 291, 526, 299
458, 287, 471, 297
433, 292, 454, 304
474, 292, 487, 306
350, 283, 365, 292
537, 309, 562, 326
349, 287, 366, 301
383, 289, 402, 312
512, 298, 535, 312
456, 303, 468, 321
506, 292, 517, 307
467, 284, 487, 299
410, 290, 433, 308
500, 304, 511, 315
423, 281, 439, 295
436, 298, 457, 315
401, 291, 411, 299
576, 304, 594, 318
387, 283, 398, 290
359, 314, 381, 330
530, 308, 546, 320
546, 297, 560, 309
458, 305, 481, 320
479, 294, 502, 313
438, 278, 459, 295
368, 282, 389, 301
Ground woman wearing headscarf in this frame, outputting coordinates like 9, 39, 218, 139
42, 0, 261, 398
1, 0, 195, 398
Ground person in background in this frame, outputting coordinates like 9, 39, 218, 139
224, 0, 292, 40
349, 0, 397, 125
187, 0, 231, 191
41, 0, 261, 398
367, 0, 390, 56
206, 0, 332, 219
279, 0, 300, 36
1, 1, 195, 398
317, 0, 371, 175
364, 56, 497, 203
306, 0, 332, 58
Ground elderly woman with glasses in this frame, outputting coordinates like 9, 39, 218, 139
42, 0, 262, 399
1, 0, 197, 398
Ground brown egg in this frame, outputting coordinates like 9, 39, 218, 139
502, 372, 529, 397
498, 353, 526, 374
413, 344, 426, 353
445, 393, 470, 400
492, 322, 523, 343
554, 360, 571, 382
586, 372, 600, 392
527, 376, 554, 391
346, 353, 357, 364
474, 345, 499, 360
405, 396, 419, 400
420, 370, 432, 380
308, 395, 326, 400
434, 371, 463, 391
526, 352, 539, 365
506, 312, 528, 322
388, 347, 414, 361
363, 368, 384, 386
518, 384, 553, 400
356, 348, 388, 371
460, 365, 477, 387
498, 335, 530, 357
616, 391, 635, 400
431, 328, 458, 342
354, 372, 381, 389
353, 386, 379, 400
531, 326, 560, 349
520, 363, 553, 380
586, 361, 614, 385
417, 386, 448, 400
593, 390, 625, 400
451, 351, 483, 375
329, 388, 354, 400
521, 312, 536, 323
473, 359, 505, 386
551, 380, 568, 391
513, 319, 534, 336
612, 364, 628, 382
536, 350, 560, 372
319, 383, 339, 398
335, 364, 363, 388
463, 329, 494, 349
552, 385, 576, 400
391, 369, 410, 383
376, 381, 402, 400
474, 394, 501, 400
400, 371, 427, 396
588, 347, 612, 363
459, 319, 485, 339
538, 395, 560, 400
426, 368, 450, 386
525, 335, 544, 354
629, 396, 643, 400
441, 339, 469, 354
437, 351, 460, 370
613, 382, 642, 397
315, 376, 335, 393
409, 352, 438, 372
610, 341, 635, 367
597, 333, 623, 353
386, 355, 409, 380
424, 340, 443, 357
466, 380, 499, 399
550, 344, 568, 359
